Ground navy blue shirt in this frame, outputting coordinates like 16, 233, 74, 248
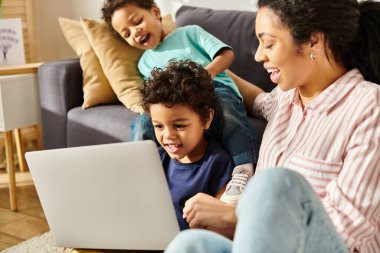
159, 138, 233, 230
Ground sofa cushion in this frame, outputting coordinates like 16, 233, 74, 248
81, 18, 145, 113
58, 17, 118, 109
59, 16, 176, 113
66, 104, 265, 148
67, 105, 137, 147
175, 5, 274, 92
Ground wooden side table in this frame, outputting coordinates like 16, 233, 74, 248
0, 62, 42, 211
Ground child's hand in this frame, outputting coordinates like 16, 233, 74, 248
183, 193, 237, 229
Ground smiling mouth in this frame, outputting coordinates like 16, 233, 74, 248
267, 68, 280, 83
139, 34, 150, 44
165, 144, 181, 153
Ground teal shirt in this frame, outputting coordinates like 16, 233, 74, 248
138, 25, 241, 98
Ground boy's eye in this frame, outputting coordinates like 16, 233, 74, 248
135, 18, 142, 25
154, 124, 164, 130
175, 124, 187, 129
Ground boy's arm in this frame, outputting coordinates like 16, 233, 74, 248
227, 70, 265, 116
215, 184, 227, 199
183, 192, 237, 239
204, 48, 235, 79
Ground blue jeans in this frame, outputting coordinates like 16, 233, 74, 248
130, 82, 260, 165
165, 168, 349, 253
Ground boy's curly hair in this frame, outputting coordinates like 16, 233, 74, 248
141, 59, 219, 125
101, 0, 155, 38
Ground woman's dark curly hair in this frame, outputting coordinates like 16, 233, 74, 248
141, 59, 219, 125
257, 0, 380, 84
101, 0, 155, 39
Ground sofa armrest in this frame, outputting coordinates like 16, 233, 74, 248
38, 58, 83, 149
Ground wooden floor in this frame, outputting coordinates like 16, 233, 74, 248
0, 177, 49, 251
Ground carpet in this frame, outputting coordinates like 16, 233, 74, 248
1, 231, 71, 253
2, 232, 163, 253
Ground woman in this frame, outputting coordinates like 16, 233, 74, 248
165, 0, 380, 252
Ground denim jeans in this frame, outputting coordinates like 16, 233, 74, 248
165, 168, 349, 253
130, 113, 156, 142
130, 82, 260, 165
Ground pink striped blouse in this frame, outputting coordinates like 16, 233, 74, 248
253, 69, 380, 253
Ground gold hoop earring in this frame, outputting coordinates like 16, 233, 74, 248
310, 52, 316, 60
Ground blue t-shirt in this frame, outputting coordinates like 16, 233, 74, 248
138, 25, 241, 98
159, 138, 233, 230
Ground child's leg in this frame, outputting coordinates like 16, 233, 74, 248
212, 83, 260, 204
130, 113, 156, 141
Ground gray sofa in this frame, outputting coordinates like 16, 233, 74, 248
38, 5, 274, 150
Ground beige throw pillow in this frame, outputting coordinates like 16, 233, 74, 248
81, 18, 145, 113
59, 15, 175, 113
58, 17, 118, 109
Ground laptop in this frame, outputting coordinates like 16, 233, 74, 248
25, 140, 180, 250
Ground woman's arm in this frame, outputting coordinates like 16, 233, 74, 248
227, 70, 265, 116
205, 48, 235, 79
323, 102, 380, 251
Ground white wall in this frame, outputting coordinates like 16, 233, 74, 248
35, 0, 103, 61
34, 0, 255, 61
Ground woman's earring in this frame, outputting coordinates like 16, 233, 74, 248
310, 52, 316, 60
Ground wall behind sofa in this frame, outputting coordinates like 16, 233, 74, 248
34, 0, 257, 62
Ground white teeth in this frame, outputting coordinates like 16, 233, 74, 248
140, 34, 149, 43
267, 68, 279, 73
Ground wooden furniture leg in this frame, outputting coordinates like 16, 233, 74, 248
4, 131, 17, 211
14, 128, 28, 172
35, 124, 43, 150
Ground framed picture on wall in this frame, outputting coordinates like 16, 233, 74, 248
0, 18, 25, 65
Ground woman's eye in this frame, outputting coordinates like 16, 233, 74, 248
264, 44, 273, 49
136, 18, 142, 25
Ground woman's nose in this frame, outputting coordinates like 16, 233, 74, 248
254, 44, 265, 63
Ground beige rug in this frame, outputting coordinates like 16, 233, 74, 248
2, 231, 72, 253
2, 232, 162, 253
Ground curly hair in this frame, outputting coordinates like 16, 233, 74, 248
101, 0, 155, 39
140, 59, 219, 125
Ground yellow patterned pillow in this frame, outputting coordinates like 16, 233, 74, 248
58, 17, 118, 109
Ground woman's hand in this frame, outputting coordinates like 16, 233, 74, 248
183, 193, 238, 238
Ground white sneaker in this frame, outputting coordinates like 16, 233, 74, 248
220, 164, 253, 204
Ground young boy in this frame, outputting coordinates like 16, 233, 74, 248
140, 59, 233, 230
101, 0, 259, 204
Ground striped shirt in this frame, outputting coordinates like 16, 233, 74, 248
253, 69, 380, 253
